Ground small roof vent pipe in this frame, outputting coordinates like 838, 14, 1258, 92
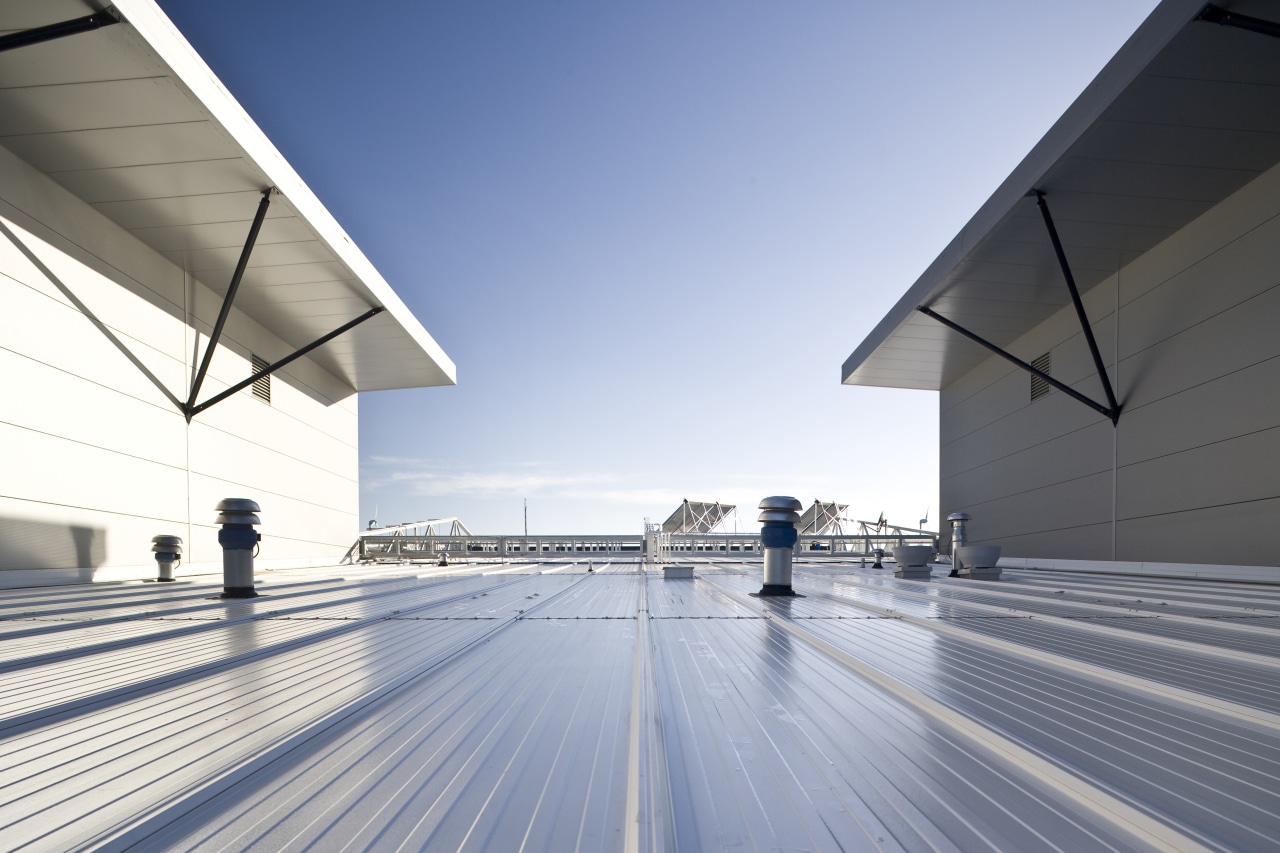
216, 499, 261, 598
947, 512, 971, 574
756, 496, 802, 596
151, 535, 182, 582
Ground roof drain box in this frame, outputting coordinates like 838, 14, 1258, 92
663, 565, 694, 579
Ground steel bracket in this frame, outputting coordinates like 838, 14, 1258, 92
0, 9, 121, 54
1197, 4, 1280, 40
915, 306, 1119, 424
186, 307, 385, 420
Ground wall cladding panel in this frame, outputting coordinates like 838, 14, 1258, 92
1117, 211, 1280, 362
0, 133, 361, 584
1116, 497, 1280, 566
1117, 354, 1280, 467
1119, 281, 1280, 411
942, 377, 1109, 480
1117, 428, 1280, 520
943, 418, 1112, 508
0, 348, 186, 469
941, 160, 1280, 566
1114, 159, 1280, 308
0, 422, 187, 525
944, 470, 1112, 544
0, 272, 188, 411
188, 419, 356, 518
984, 520, 1113, 562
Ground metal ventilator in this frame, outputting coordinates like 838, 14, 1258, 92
216, 499, 261, 598
757, 496, 802, 596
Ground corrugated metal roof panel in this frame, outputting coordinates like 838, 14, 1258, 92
2, 562, 1277, 850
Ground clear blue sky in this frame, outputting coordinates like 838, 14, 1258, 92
158, 0, 1158, 534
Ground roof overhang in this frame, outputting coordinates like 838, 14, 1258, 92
842, 0, 1280, 390
0, 0, 455, 392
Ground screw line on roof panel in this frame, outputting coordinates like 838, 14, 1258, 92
79, 621, 526, 850
0, 574, 507, 671
0, 576, 550, 737
83, 574, 600, 850
698, 578, 1215, 853
742, 578, 1280, 733
811, 573, 1280, 670
921, 574, 1280, 636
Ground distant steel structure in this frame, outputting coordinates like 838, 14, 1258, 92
796, 500, 850, 535
661, 499, 735, 534
363, 518, 472, 537
856, 517, 935, 538
355, 530, 937, 563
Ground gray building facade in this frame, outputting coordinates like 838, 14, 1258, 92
843, 0, 1280, 569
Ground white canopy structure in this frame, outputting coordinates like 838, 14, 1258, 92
0, 0, 455, 396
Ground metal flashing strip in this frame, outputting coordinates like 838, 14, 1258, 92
0, 8, 120, 54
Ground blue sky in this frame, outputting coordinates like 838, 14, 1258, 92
159, 0, 1158, 534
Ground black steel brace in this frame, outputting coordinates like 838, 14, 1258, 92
0, 9, 120, 54
1197, 4, 1280, 40
185, 189, 273, 418
186, 306, 385, 419
915, 306, 1118, 422
1033, 190, 1121, 422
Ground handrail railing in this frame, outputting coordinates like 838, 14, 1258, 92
354, 531, 937, 562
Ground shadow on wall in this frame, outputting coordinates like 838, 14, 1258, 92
0, 215, 352, 412
0, 516, 106, 579
0, 217, 184, 413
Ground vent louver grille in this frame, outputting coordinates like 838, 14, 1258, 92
251, 355, 271, 404
1030, 352, 1052, 402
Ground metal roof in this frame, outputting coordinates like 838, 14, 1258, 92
842, 0, 1280, 390
0, 0, 455, 392
2, 559, 1277, 850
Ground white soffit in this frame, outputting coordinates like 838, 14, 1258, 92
0, 0, 456, 392
842, 0, 1280, 391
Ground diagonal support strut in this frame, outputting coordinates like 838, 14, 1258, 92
915, 306, 1118, 423
1033, 190, 1121, 423
185, 188, 273, 419
0, 9, 120, 54
186, 306, 385, 419
1196, 4, 1280, 40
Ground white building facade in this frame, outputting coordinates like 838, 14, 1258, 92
0, 1, 454, 586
